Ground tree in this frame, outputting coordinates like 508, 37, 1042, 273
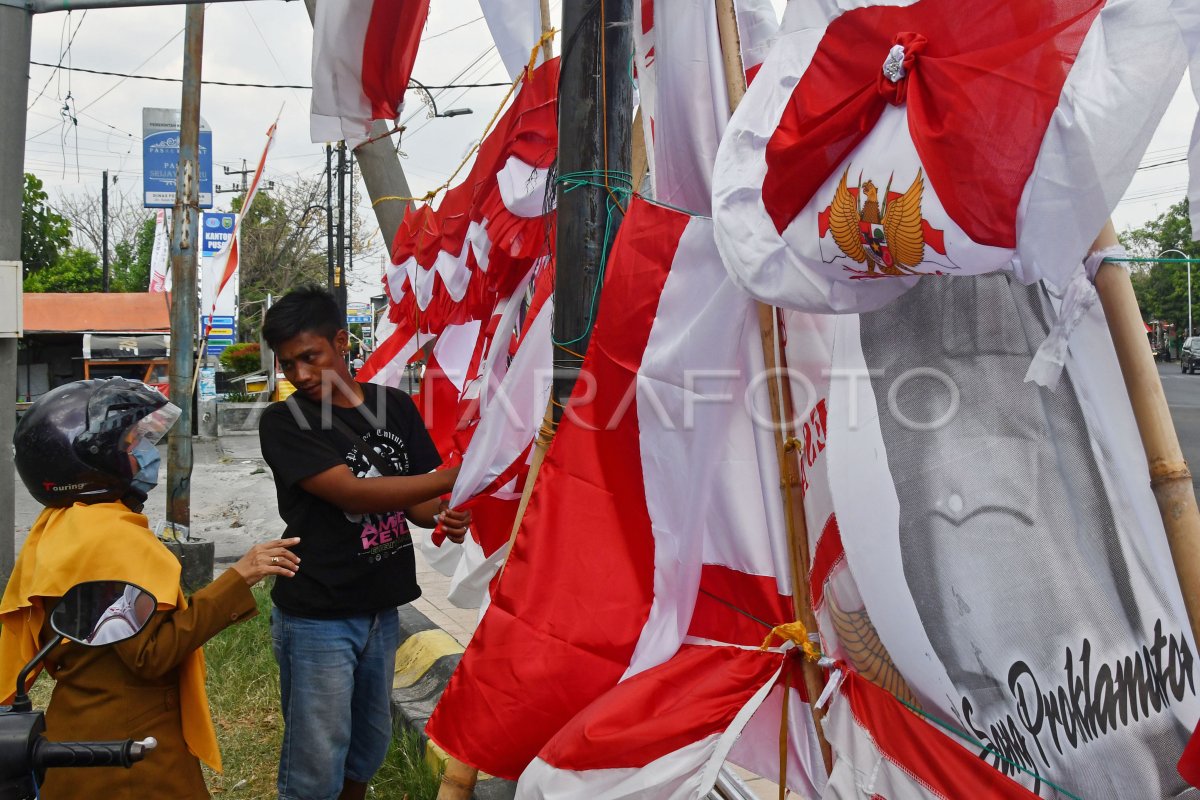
21, 173, 71, 278
56, 180, 151, 259
232, 173, 381, 340
1120, 199, 1198, 336
23, 247, 103, 293
110, 217, 156, 292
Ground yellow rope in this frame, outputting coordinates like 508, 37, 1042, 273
372, 29, 559, 209
761, 621, 821, 662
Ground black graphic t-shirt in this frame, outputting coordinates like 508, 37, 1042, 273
258, 384, 441, 618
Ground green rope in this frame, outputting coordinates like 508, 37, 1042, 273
896, 698, 1084, 800
552, 170, 634, 347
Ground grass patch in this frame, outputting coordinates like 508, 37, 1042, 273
204, 582, 443, 799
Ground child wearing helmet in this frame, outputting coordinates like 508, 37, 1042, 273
0, 377, 301, 799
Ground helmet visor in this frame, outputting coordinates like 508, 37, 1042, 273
127, 402, 182, 447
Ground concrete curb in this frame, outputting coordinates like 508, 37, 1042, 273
392, 604, 517, 800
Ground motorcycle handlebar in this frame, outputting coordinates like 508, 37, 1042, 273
32, 737, 157, 770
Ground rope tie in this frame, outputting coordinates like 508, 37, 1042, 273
550, 170, 634, 347
760, 621, 821, 662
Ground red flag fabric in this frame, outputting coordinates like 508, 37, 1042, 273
310, 0, 430, 147
761, 0, 1102, 245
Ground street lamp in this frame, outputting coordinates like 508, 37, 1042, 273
408, 78, 474, 119
1159, 249, 1192, 339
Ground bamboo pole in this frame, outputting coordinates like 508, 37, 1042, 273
631, 107, 648, 194
713, 0, 833, 779
1093, 221, 1200, 652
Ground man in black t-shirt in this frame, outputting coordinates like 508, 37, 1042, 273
259, 287, 469, 800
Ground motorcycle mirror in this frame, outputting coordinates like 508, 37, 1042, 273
49, 581, 157, 646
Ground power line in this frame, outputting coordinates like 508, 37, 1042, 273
27, 61, 512, 91
27, 10, 87, 110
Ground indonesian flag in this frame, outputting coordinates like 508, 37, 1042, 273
428, 266, 554, 609
428, 198, 831, 795
359, 59, 559, 387
310, 0, 429, 148
147, 210, 169, 293
712, 0, 1188, 314
633, 0, 779, 213
205, 118, 277, 321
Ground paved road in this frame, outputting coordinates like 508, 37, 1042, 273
1157, 359, 1200, 493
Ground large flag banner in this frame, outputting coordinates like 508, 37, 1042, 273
310, 0, 430, 147
794, 271, 1200, 798
712, 0, 1188, 314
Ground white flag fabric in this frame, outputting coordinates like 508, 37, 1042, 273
1169, 2, 1200, 239
479, 0, 546, 81
632, 0, 778, 213
310, 0, 429, 148
712, 0, 1187, 315
148, 210, 169, 293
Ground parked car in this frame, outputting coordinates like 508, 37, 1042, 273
1182, 337, 1200, 374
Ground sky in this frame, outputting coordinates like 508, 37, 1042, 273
21, 1, 1200, 305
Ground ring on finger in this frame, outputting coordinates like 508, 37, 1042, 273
271, 556, 279, 565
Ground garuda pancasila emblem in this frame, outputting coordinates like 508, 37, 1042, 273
826, 166, 929, 276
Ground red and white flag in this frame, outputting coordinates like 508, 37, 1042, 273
310, 0, 429, 147
359, 59, 558, 388
427, 198, 830, 796
204, 117, 277, 323
713, 0, 1187, 315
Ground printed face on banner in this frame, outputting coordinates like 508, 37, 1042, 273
828, 274, 1200, 797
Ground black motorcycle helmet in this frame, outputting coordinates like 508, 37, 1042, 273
14, 378, 181, 509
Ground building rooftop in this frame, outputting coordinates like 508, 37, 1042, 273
23, 292, 171, 334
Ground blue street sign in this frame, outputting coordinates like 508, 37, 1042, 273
201, 213, 237, 256
143, 108, 213, 209
347, 315, 373, 324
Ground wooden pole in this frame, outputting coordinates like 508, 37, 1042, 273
713, 0, 833, 778
1093, 221, 1200, 651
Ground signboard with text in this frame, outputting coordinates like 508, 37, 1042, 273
203, 315, 236, 358
143, 107, 213, 208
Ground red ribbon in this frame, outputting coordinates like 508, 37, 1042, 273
761, 0, 1104, 248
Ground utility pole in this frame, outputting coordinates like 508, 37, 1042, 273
217, 158, 273, 195
552, 0, 633, 414
166, 3, 205, 533
325, 144, 335, 293
101, 170, 110, 292
0, 2, 32, 586
336, 141, 348, 321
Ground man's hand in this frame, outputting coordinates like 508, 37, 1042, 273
435, 501, 471, 545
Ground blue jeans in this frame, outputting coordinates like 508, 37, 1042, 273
271, 607, 401, 800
